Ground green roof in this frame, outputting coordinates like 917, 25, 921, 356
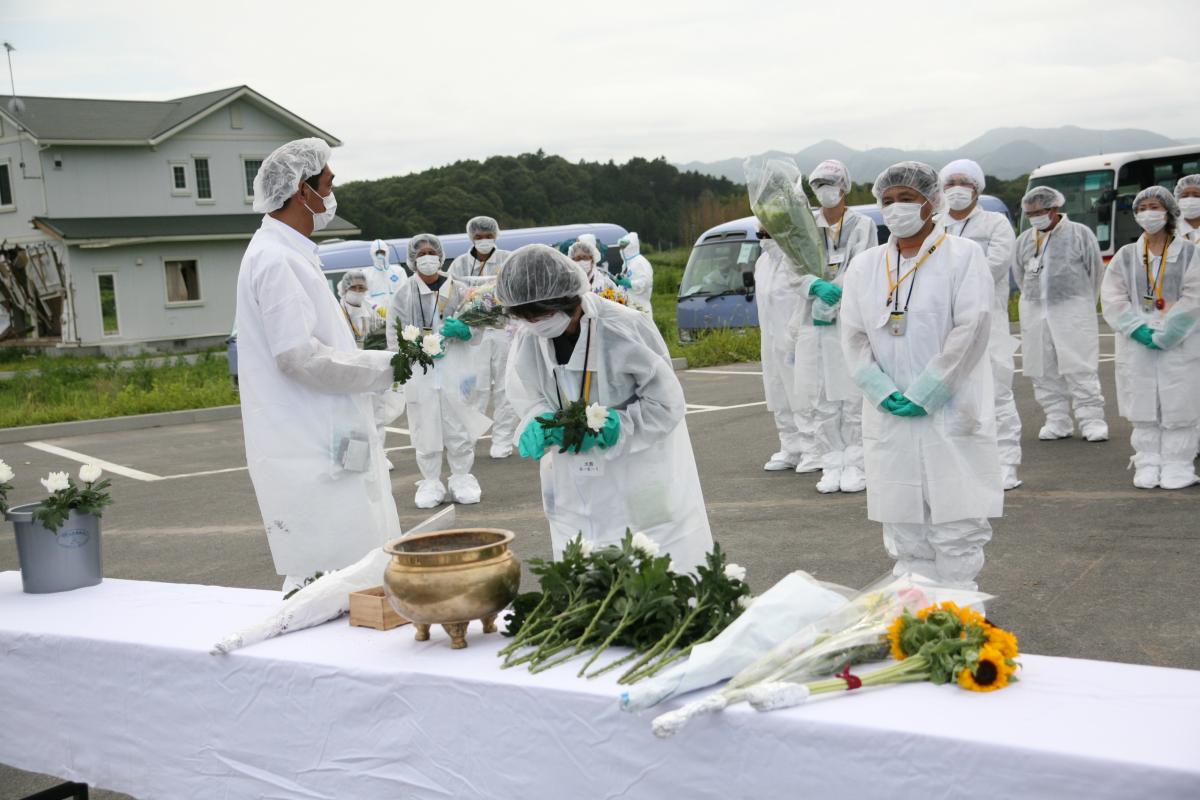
0, 86, 340, 145
33, 214, 360, 244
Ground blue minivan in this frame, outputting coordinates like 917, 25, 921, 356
675, 196, 1012, 342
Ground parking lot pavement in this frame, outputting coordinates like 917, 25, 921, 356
2, 336, 1199, 797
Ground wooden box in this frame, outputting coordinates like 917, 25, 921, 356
349, 586, 409, 631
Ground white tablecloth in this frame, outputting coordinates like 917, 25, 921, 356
0, 572, 1197, 800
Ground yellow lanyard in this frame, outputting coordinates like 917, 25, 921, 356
341, 305, 361, 338
885, 233, 947, 306
1143, 237, 1172, 306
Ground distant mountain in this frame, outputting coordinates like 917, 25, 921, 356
677, 126, 1191, 183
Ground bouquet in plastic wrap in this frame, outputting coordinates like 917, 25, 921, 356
744, 156, 826, 277
650, 574, 994, 738
456, 283, 510, 330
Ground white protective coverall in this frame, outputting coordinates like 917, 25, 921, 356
840, 225, 1002, 589
754, 239, 813, 467
1101, 234, 1200, 488
448, 248, 519, 457
364, 248, 406, 316
387, 274, 492, 506
235, 216, 401, 580
618, 233, 655, 315
788, 207, 876, 489
1013, 216, 1108, 439
940, 206, 1022, 472
505, 293, 713, 572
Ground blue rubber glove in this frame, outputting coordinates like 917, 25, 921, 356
582, 409, 621, 450
808, 279, 842, 306
893, 397, 928, 417
518, 417, 551, 459
440, 318, 472, 341
616, 275, 633, 289
1131, 325, 1161, 350
880, 392, 906, 414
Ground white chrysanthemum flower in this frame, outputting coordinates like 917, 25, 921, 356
687, 597, 698, 609
724, 563, 747, 582
580, 540, 594, 557
421, 333, 444, 357
402, 324, 421, 342
79, 463, 103, 484
585, 403, 609, 433
738, 595, 754, 610
630, 531, 660, 557
41, 471, 70, 493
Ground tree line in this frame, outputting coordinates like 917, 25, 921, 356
335, 150, 1032, 250
334, 151, 750, 251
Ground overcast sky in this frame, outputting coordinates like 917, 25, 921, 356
5, 0, 1197, 182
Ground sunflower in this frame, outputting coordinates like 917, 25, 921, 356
887, 615, 909, 660
916, 601, 984, 627
957, 645, 1012, 692
984, 625, 1020, 660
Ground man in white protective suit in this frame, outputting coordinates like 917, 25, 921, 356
937, 159, 1023, 490
234, 138, 401, 594
840, 161, 1003, 590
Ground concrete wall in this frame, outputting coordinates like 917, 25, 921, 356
67, 237, 248, 347
37, 99, 310, 219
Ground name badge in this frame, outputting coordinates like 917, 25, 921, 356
888, 312, 907, 337
1141, 295, 1157, 313
1025, 258, 1040, 274
571, 453, 605, 477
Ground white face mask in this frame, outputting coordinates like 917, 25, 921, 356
620, 240, 637, 259
1135, 210, 1168, 234
302, 186, 337, 232
415, 254, 441, 276
1028, 213, 1053, 231
944, 186, 975, 212
1178, 197, 1200, 220
344, 290, 366, 306
474, 238, 496, 255
881, 202, 928, 238
373, 252, 388, 269
814, 185, 843, 209
576, 259, 595, 276
523, 312, 571, 338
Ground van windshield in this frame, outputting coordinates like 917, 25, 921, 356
679, 240, 761, 297
1024, 169, 1114, 250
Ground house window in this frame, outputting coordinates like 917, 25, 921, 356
194, 158, 212, 200
0, 161, 13, 209
242, 158, 263, 201
97, 274, 120, 336
164, 260, 201, 304
170, 161, 190, 196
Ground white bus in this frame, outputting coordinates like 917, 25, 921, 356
1025, 144, 1200, 259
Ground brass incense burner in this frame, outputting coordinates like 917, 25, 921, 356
383, 528, 520, 649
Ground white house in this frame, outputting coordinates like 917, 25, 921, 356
0, 86, 359, 352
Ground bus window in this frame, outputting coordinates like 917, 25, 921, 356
1026, 169, 1114, 250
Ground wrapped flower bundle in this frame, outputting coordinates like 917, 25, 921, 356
499, 533, 751, 684
744, 156, 827, 277
456, 283, 510, 330
537, 401, 613, 454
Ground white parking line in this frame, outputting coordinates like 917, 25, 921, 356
158, 466, 249, 481
25, 441, 164, 482
686, 401, 768, 414
385, 427, 411, 435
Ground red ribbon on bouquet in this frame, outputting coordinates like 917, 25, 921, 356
837, 664, 862, 690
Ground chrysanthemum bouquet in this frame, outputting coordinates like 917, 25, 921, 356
500, 533, 751, 684
390, 322, 442, 386
537, 401, 613, 453
597, 285, 648, 314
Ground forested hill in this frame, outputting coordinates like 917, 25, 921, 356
334, 151, 749, 250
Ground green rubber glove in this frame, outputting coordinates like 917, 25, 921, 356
440, 317, 472, 341
582, 409, 621, 450
893, 397, 928, 417
813, 319, 836, 327
1131, 325, 1161, 350
808, 279, 842, 306
617, 275, 633, 289
880, 392, 906, 414
518, 417, 551, 459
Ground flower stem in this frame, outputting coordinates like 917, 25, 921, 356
586, 649, 642, 679
577, 611, 631, 677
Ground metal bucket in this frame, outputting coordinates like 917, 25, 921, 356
5, 503, 103, 594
